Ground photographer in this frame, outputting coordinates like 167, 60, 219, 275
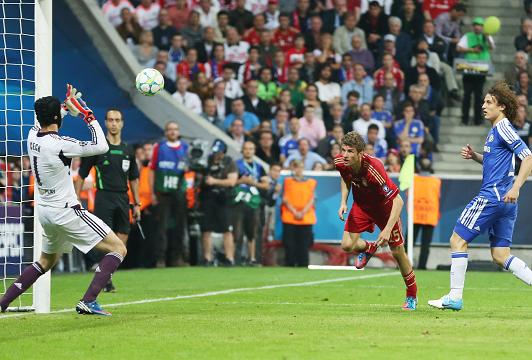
200, 139, 238, 266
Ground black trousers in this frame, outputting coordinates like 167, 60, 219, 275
413, 224, 434, 270
233, 202, 260, 262
155, 192, 186, 263
462, 74, 486, 125
282, 223, 313, 267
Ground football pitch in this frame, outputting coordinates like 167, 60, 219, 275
0, 267, 530, 359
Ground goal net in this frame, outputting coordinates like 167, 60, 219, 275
1, 0, 51, 313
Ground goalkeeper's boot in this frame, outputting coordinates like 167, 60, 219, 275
76, 300, 112, 316
402, 296, 417, 310
354, 242, 378, 269
103, 280, 116, 293
428, 295, 463, 311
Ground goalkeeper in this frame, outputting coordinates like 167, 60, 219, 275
0, 85, 126, 316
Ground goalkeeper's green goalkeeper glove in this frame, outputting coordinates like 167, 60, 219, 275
63, 84, 95, 124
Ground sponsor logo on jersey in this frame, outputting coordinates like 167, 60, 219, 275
484, 146, 491, 153
39, 188, 56, 195
159, 160, 176, 169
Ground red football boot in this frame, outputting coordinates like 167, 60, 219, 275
354, 242, 378, 269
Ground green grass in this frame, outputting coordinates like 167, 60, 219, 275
1, 268, 530, 359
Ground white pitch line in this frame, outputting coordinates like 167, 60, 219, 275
308, 265, 364, 271
0, 271, 398, 319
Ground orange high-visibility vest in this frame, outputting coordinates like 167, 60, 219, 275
74, 168, 96, 212
128, 165, 152, 211
281, 177, 317, 225
413, 174, 441, 226
183, 171, 197, 209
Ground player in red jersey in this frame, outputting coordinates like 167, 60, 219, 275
335, 132, 418, 310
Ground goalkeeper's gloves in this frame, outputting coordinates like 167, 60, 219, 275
63, 84, 96, 124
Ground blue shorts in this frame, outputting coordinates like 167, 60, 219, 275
453, 196, 517, 247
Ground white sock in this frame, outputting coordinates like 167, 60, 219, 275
504, 256, 532, 285
449, 252, 468, 300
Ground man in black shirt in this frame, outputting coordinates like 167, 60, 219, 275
75, 109, 140, 291
200, 139, 238, 265
151, 8, 178, 51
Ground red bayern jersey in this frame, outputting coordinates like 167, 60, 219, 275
334, 153, 399, 210
273, 27, 299, 52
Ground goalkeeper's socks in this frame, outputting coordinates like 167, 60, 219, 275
402, 270, 417, 298
449, 252, 468, 300
504, 255, 532, 286
0, 262, 45, 311
82, 252, 123, 302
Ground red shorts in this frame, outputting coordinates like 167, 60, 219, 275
344, 201, 404, 246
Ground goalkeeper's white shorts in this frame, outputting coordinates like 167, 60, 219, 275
37, 204, 111, 254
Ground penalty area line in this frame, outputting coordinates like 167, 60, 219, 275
0, 271, 398, 319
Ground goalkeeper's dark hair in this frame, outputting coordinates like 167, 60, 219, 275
341, 131, 366, 153
34, 96, 62, 127
486, 81, 519, 122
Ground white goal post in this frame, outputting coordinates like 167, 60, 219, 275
0, 0, 52, 314
33, 0, 52, 314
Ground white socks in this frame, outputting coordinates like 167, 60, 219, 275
449, 252, 468, 300
504, 255, 532, 285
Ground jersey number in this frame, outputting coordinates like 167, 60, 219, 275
391, 229, 401, 243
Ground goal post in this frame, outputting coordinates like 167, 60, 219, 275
33, 0, 52, 314
0, 0, 51, 313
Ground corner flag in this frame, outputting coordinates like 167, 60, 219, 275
399, 154, 415, 191
399, 154, 415, 265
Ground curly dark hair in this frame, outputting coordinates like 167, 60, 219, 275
341, 131, 366, 153
486, 81, 519, 122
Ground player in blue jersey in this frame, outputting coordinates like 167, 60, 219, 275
429, 82, 532, 311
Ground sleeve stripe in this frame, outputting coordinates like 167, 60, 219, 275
499, 121, 520, 144
367, 165, 385, 183
518, 148, 532, 160
367, 165, 385, 185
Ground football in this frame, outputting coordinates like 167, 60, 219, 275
135, 68, 164, 96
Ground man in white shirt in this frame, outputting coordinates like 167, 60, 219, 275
352, 103, 385, 139
264, 0, 280, 30
135, 0, 161, 31
224, 27, 250, 65
315, 64, 341, 105
102, 0, 134, 27
221, 65, 244, 99
172, 77, 202, 114
213, 80, 230, 119
196, 0, 218, 28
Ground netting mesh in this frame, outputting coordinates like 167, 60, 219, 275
1, 0, 36, 309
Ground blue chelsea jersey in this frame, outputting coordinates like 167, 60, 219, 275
480, 118, 531, 201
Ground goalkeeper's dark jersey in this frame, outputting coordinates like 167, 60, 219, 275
79, 140, 139, 192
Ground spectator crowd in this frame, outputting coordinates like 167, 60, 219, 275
102, 0, 492, 173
